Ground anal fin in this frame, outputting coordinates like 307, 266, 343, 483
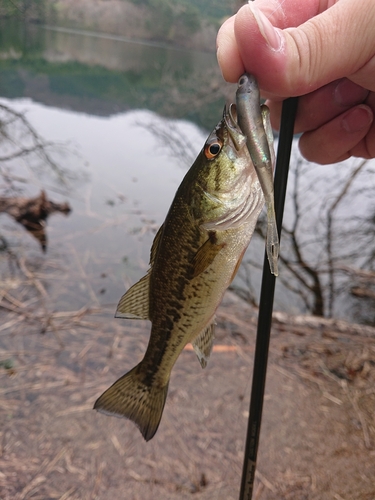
192, 320, 215, 369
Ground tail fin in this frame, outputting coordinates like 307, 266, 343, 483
94, 365, 169, 441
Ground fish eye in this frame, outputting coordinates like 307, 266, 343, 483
204, 140, 223, 160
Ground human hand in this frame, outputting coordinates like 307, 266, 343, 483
217, 0, 375, 164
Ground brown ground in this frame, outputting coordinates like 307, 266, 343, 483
0, 287, 375, 500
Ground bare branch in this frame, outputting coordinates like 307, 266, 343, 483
0, 103, 68, 186
326, 160, 368, 315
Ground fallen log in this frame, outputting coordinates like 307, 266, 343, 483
273, 310, 375, 338
0, 190, 71, 251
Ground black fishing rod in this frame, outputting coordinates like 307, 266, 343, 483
239, 96, 298, 500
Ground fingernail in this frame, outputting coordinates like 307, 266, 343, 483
335, 79, 369, 107
248, 3, 283, 51
341, 105, 373, 133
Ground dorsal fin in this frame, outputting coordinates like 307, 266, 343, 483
115, 224, 164, 320
192, 319, 216, 368
115, 272, 150, 319
150, 224, 163, 265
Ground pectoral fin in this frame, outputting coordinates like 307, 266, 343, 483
115, 272, 150, 320
192, 232, 225, 278
192, 320, 216, 369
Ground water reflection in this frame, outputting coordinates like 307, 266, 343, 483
235, 152, 375, 324
0, 96, 207, 312
0, 21, 232, 130
1, 22, 375, 325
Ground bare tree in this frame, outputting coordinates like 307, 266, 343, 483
0, 103, 69, 191
0, 102, 84, 197
128, 108, 375, 324
234, 153, 375, 322
0, 0, 46, 22
0, 102, 74, 249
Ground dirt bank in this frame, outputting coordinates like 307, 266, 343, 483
1, 289, 374, 499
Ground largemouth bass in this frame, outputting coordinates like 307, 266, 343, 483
94, 105, 264, 441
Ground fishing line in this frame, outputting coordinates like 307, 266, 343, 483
239, 96, 298, 500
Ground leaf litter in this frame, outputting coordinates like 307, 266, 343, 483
0, 224, 374, 500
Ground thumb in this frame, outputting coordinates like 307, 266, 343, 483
231, 0, 375, 96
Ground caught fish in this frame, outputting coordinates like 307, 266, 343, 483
94, 105, 264, 441
236, 73, 279, 276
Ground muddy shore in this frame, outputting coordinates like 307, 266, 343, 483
1, 290, 374, 499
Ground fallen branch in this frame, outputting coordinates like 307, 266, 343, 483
272, 311, 375, 338
0, 190, 71, 251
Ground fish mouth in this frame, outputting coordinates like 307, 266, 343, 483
223, 104, 246, 151
224, 103, 238, 130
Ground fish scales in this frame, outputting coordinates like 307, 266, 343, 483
94, 105, 265, 441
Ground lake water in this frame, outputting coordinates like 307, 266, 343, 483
1, 21, 375, 324
0, 22, 227, 310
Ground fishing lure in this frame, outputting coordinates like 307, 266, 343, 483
236, 73, 279, 275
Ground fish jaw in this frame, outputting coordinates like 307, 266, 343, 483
200, 175, 263, 231
188, 106, 264, 232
